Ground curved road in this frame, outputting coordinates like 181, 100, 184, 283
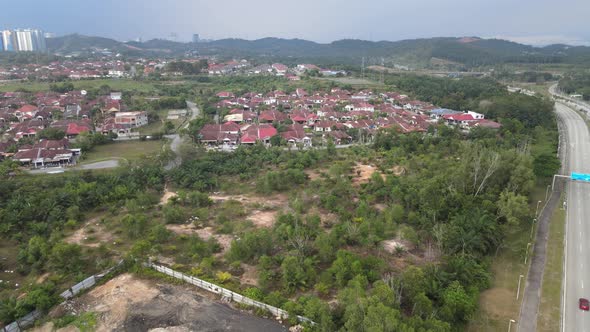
555, 102, 590, 332
165, 101, 200, 170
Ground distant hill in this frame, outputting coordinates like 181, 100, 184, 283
47, 34, 126, 53
46, 34, 590, 67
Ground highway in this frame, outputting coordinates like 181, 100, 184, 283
556, 102, 590, 332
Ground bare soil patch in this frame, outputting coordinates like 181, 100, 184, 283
305, 169, 325, 181
240, 264, 259, 287
36, 273, 50, 284
392, 165, 406, 176
166, 225, 234, 254
210, 193, 288, 209
352, 163, 383, 185
210, 193, 289, 228
160, 187, 178, 205
32, 273, 286, 332
382, 239, 411, 253
247, 210, 277, 228
65, 217, 114, 248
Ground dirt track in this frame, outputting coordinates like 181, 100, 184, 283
33, 274, 286, 332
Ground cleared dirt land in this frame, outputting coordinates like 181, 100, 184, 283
32, 274, 286, 332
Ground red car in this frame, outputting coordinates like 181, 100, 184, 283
580, 298, 590, 311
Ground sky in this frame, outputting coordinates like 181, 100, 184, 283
2, 0, 590, 46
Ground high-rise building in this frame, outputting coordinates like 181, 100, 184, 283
1, 30, 16, 51
1, 29, 46, 52
192, 34, 200, 43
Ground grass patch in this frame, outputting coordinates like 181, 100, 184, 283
315, 77, 384, 88
137, 109, 186, 135
537, 193, 565, 331
81, 140, 163, 164
53, 312, 97, 332
0, 79, 158, 93
0, 239, 28, 297
467, 183, 547, 331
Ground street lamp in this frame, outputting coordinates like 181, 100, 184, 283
508, 319, 517, 332
535, 200, 542, 217
516, 274, 524, 300
530, 218, 537, 239
545, 184, 551, 202
524, 242, 532, 264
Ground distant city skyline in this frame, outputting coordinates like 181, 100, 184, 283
1, 0, 589, 46
0, 29, 46, 52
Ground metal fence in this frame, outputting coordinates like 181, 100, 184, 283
1, 262, 121, 332
1, 310, 41, 332
147, 262, 315, 326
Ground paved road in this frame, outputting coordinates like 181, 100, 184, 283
555, 102, 590, 332
550, 83, 590, 113
27, 159, 121, 174
78, 159, 120, 170
165, 101, 200, 170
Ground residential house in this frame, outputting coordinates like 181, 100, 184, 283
216, 91, 235, 99
12, 147, 74, 168
199, 123, 241, 145
51, 120, 93, 138
272, 63, 288, 76
259, 110, 288, 123
114, 111, 149, 128
281, 124, 312, 147
240, 124, 277, 145
325, 130, 352, 145
15, 104, 38, 121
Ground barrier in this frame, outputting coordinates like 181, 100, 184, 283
1, 262, 121, 332
146, 262, 315, 326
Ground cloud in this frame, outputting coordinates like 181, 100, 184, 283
493, 35, 590, 46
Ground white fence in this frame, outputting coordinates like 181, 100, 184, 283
1, 262, 121, 332
147, 262, 316, 326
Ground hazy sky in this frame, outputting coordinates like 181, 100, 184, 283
3, 0, 590, 45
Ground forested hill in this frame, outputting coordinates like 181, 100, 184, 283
47, 34, 590, 67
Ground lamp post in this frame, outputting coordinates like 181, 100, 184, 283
530, 218, 537, 239
535, 200, 542, 217
516, 274, 524, 300
545, 184, 551, 201
508, 319, 517, 332
524, 242, 532, 264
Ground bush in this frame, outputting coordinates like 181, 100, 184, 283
216, 271, 232, 283
163, 205, 186, 224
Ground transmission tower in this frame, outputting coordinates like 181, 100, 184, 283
361, 57, 366, 79
380, 57, 385, 84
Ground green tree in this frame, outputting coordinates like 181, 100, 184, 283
49, 242, 83, 273
497, 191, 530, 226
281, 256, 308, 292
533, 153, 561, 178
439, 281, 477, 324
37, 128, 66, 140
